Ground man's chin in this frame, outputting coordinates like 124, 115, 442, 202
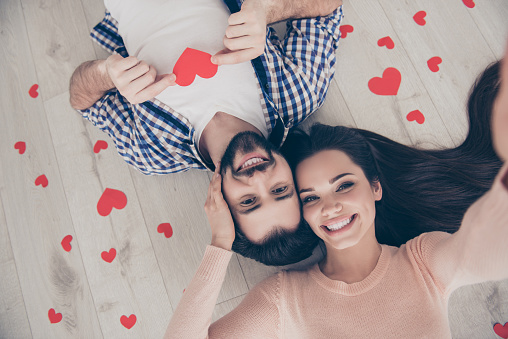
220, 131, 274, 174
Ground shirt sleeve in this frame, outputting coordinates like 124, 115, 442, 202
90, 10, 129, 57
165, 246, 280, 339
263, 6, 344, 126
413, 164, 508, 296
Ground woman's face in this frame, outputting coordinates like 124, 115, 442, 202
295, 150, 382, 250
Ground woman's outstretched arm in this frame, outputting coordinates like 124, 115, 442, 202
164, 167, 280, 338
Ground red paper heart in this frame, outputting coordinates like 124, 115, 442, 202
368, 68, 401, 96
61, 235, 73, 252
494, 322, 508, 339
407, 110, 425, 124
157, 223, 173, 238
427, 56, 442, 72
462, 0, 475, 8
35, 174, 48, 188
377, 36, 394, 49
48, 308, 62, 324
339, 25, 354, 38
97, 188, 127, 217
29, 84, 39, 98
93, 140, 108, 154
120, 314, 137, 329
173, 48, 218, 87
14, 141, 26, 154
413, 11, 427, 26
101, 248, 116, 263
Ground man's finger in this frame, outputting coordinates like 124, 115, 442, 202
132, 73, 175, 104
223, 35, 261, 52
212, 48, 259, 65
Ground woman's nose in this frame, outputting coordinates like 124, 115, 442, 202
321, 197, 342, 216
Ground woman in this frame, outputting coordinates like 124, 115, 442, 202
164, 53, 508, 338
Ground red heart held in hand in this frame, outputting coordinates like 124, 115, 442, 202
29, 84, 39, 98
14, 141, 26, 154
101, 248, 116, 263
462, 0, 475, 8
427, 56, 442, 72
97, 188, 127, 217
35, 174, 48, 188
173, 48, 218, 87
157, 223, 173, 238
120, 314, 137, 329
61, 235, 73, 252
48, 308, 62, 324
407, 110, 425, 124
413, 11, 427, 26
93, 140, 108, 154
377, 36, 394, 49
494, 322, 508, 339
368, 68, 401, 96
339, 25, 354, 38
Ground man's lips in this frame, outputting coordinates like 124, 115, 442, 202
236, 152, 268, 172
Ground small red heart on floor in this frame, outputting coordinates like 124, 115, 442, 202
14, 141, 26, 154
97, 188, 127, 216
35, 175, 48, 188
29, 84, 39, 98
157, 223, 173, 238
368, 68, 401, 96
173, 48, 218, 87
413, 11, 427, 26
377, 36, 394, 49
61, 235, 73, 252
120, 314, 137, 329
48, 308, 62, 324
494, 322, 508, 339
93, 140, 108, 154
462, 0, 475, 8
339, 25, 354, 38
427, 57, 442, 72
407, 110, 425, 124
101, 248, 116, 263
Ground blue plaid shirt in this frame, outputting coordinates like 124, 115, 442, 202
79, 4, 343, 174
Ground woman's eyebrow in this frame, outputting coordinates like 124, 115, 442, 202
299, 173, 354, 194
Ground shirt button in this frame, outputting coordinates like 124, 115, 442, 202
265, 83, 270, 90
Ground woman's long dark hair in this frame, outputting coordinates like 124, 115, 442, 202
282, 61, 502, 248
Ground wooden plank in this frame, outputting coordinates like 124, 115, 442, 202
79, 0, 111, 60
378, 0, 498, 146
128, 168, 250, 309
449, 280, 508, 339
0, 1, 103, 337
0, 199, 32, 339
20, 0, 97, 101
333, 0, 455, 149
44, 92, 173, 338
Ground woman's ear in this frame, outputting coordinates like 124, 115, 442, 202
372, 180, 382, 201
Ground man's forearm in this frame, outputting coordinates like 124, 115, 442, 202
69, 60, 115, 110
262, 0, 342, 24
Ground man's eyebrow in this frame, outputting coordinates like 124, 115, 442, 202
238, 204, 261, 215
299, 173, 354, 194
275, 188, 294, 201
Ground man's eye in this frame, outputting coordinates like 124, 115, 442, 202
241, 197, 256, 206
272, 186, 288, 194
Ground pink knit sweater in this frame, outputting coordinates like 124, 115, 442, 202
165, 165, 508, 338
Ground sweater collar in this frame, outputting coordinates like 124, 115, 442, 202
309, 244, 392, 296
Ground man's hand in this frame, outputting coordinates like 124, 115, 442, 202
212, 0, 268, 65
204, 165, 236, 251
106, 54, 177, 104
493, 41, 508, 164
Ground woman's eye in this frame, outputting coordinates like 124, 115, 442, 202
301, 196, 318, 205
272, 186, 288, 194
241, 197, 256, 206
337, 182, 354, 192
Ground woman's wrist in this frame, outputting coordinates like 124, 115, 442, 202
211, 236, 233, 251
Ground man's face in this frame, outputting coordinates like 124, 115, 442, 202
220, 132, 301, 243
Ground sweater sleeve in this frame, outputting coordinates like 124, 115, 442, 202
165, 246, 281, 339
421, 163, 508, 296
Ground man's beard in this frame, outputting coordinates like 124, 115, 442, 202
220, 131, 278, 177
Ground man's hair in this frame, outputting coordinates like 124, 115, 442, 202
231, 218, 320, 266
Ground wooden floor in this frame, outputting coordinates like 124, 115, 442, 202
1, 0, 507, 338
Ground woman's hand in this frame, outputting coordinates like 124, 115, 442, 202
204, 165, 236, 251
493, 41, 508, 164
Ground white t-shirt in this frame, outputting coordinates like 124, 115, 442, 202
104, 0, 268, 145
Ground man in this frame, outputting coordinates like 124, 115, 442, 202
69, 0, 343, 265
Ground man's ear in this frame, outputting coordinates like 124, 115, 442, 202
372, 180, 382, 201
